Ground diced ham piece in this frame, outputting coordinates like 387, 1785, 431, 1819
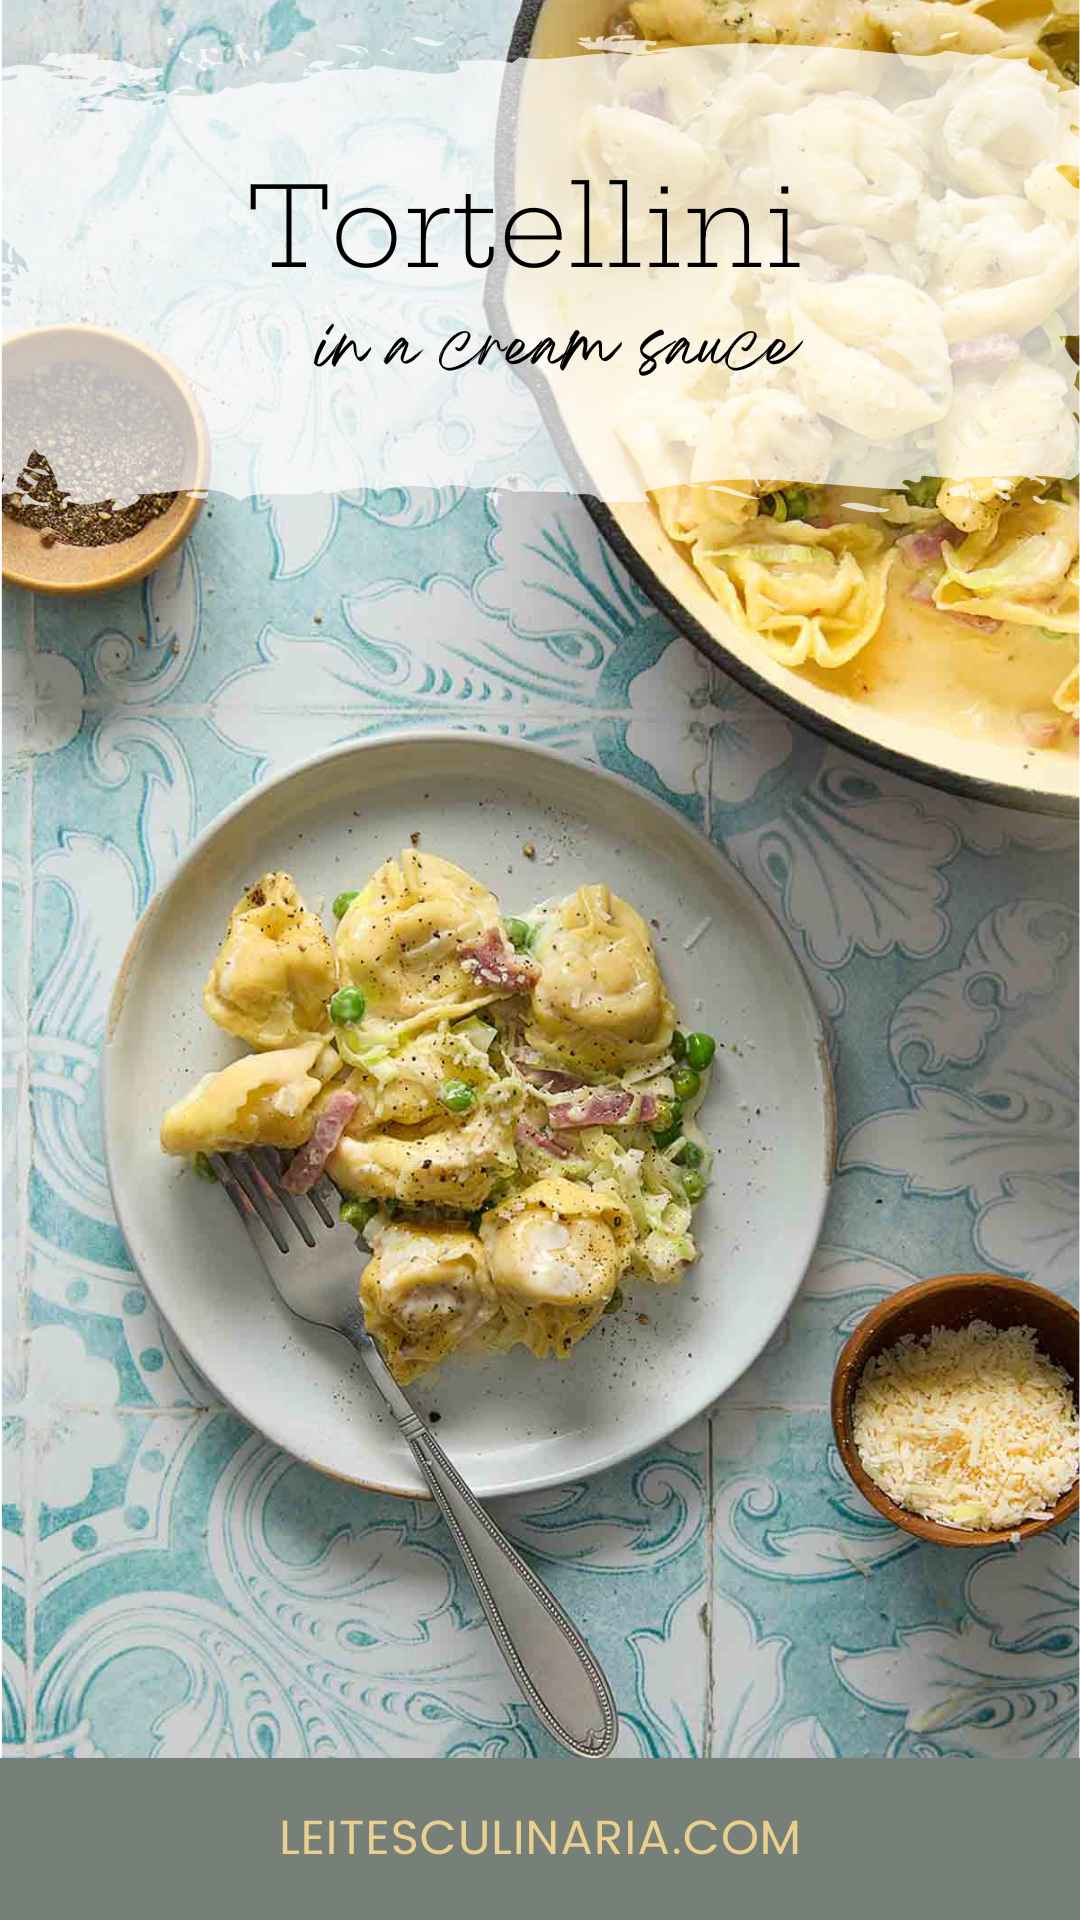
282, 1089, 359, 1193
515, 1120, 574, 1160
459, 926, 539, 993
897, 523, 953, 567
951, 335, 1020, 372
548, 1088, 662, 1130
945, 611, 1002, 633
909, 575, 1000, 632
513, 1058, 583, 1093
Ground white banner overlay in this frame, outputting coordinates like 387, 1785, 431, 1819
3, 44, 1077, 499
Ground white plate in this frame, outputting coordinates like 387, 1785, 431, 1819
103, 734, 833, 1499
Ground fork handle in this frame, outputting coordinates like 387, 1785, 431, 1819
341, 1313, 618, 1756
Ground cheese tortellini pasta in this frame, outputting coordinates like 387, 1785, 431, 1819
611, 0, 1079, 750
160, 1040, 329, 1155
784, 275, 952, 442
630, 0, 883, 48
481, 1177, 635, 1359
335, 851, 503, 1035
360, 1221, 498, 1382
203, 872, 336, 1050
767, 95, 925, 241
329, 1103, 518, 1211
527, 884, 675, 1072
934, 499, 1079, 633
162, 847, 721, 1383
693, 522, 896, 670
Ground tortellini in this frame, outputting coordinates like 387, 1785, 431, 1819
905, 59, 1070, 200
933, 499, 1079, 632
692, 522, 896, 669
578, 105, 709, 228
329, 1103, 517, 1211
162, 842, 720, 1382
783, 274, 952, 441
630, 0, 883, 48
527, 885, 675, 1072
935, 362, 1078, 491
1026, 157, 1079, 228
481, 1177, 635, 1359
654, 479, 760, 544
335, 851, 502, 1036
867, 1, 1051, 63
361, 1221, 498, 1382
926, 192, 1077, 344
689, 391, 832, 489
203, 872, 336, 1050
766, 95, 925, 241
160, 1040, 328, 1155
934, 477, 1025, 538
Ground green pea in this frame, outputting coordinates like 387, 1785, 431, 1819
440, 1079, 475, 1114
672, 1064, 701, 1103
603, 1287, 624, 1316
503, 916, 531, 951
684, 1031, 716, 1071
332, 889, 360, 920
192, 1151, 217, 1181
329, 986, 366, 1025
761, 486, 819, 523
651, 1102, 684, 1149
670, 1030, 687, 1061
339, 1196, 376, 1232
902, 475, 941, 510
677, 1140, 704, 1169
682, 1170, 706, 1204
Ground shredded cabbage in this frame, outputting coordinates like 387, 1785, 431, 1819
578, 1128, 696, 1282
336, 1028, 396, 1078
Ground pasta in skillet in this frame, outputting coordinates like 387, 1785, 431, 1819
161, 853, 720, 1383
609, 0, 1079, 751
692, 522, 895, 669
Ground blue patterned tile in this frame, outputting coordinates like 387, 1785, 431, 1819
710, 1408, 1078, 1757
3, 761, 31, 1403
3, 1417, 28, 1752
28, 1409, 705, 1757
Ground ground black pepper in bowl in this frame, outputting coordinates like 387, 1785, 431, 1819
2, 361, 188, 549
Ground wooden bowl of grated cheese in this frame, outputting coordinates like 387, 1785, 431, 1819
831, 1274, 1079, 1548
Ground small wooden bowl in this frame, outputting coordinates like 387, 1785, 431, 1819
831, 1273, 1079, 1548
2, 324, 208, 594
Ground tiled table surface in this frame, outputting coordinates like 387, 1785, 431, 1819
3, 1, 1078, 1760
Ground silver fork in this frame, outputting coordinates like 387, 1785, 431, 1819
208, 1148, 618, 1757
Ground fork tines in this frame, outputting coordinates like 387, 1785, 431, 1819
209, 1148, 335, 1254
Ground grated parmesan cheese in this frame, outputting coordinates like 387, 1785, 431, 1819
852, 1320, 1079, 1531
